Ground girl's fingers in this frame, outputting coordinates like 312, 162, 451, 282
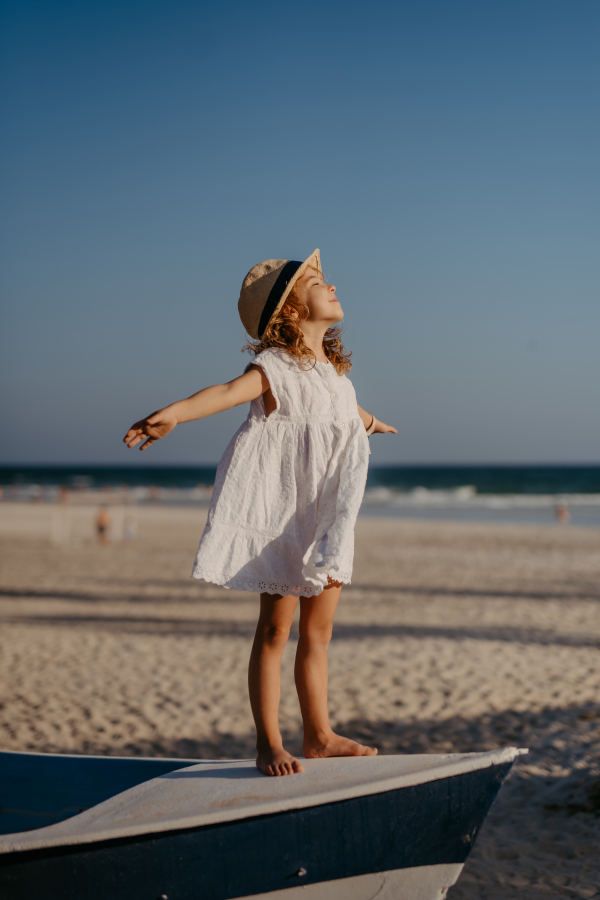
123, 420, 166, 450
124, 426, 149, 444
140, 434, 161, 450
123, 416, 171, 450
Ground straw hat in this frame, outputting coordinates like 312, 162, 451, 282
238, 249, 321, 340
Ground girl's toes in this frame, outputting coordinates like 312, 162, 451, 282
256, 750, 302, 776
357, 742, 377, 756
292, 759, 304, 773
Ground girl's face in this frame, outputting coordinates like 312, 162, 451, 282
294, 267, 343, 325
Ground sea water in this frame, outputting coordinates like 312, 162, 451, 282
1, 465, 600, 526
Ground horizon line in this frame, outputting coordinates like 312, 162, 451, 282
1, 461, 599, 469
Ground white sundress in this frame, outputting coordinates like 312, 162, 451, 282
192, 347, 370, 596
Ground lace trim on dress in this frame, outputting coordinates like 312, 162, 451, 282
192, 568, 352, 597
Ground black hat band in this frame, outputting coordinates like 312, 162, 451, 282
257, 260, 303, 338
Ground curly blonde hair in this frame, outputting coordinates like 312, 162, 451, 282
242, 269, 352, 375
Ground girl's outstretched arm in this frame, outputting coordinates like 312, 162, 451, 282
123, 367, 269, 451
357, 404, 398, 435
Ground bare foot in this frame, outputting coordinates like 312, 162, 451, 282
303, 733, 378, 759
256, 746, 304, 776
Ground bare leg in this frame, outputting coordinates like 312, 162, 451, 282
296, 580, 377, 759
248, 592, 304, 776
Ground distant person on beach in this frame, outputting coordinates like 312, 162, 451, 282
555, 502, 570, 525
96, 505, 110, 545
123, 514, 138, 543
123, 250, 397, 776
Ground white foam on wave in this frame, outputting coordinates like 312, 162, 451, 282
361, 486, 600, 510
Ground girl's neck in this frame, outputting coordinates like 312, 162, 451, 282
299, 325, 329, 364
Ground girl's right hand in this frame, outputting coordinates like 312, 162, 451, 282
123, 409, 177, 451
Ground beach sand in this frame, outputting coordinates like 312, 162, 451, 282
1, 502, 599, 898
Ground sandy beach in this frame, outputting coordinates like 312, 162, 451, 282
1, 502, 599, 898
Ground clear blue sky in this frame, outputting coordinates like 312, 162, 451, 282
2, 0, 598, 465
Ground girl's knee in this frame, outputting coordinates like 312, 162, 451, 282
256, 621, 291, 648
298, 622, 333, 647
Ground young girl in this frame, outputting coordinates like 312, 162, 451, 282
123, 249, 397, 777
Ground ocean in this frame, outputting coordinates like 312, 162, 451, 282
1, 464, 600, 526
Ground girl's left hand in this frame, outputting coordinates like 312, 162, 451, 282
373, 419, 397, 435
